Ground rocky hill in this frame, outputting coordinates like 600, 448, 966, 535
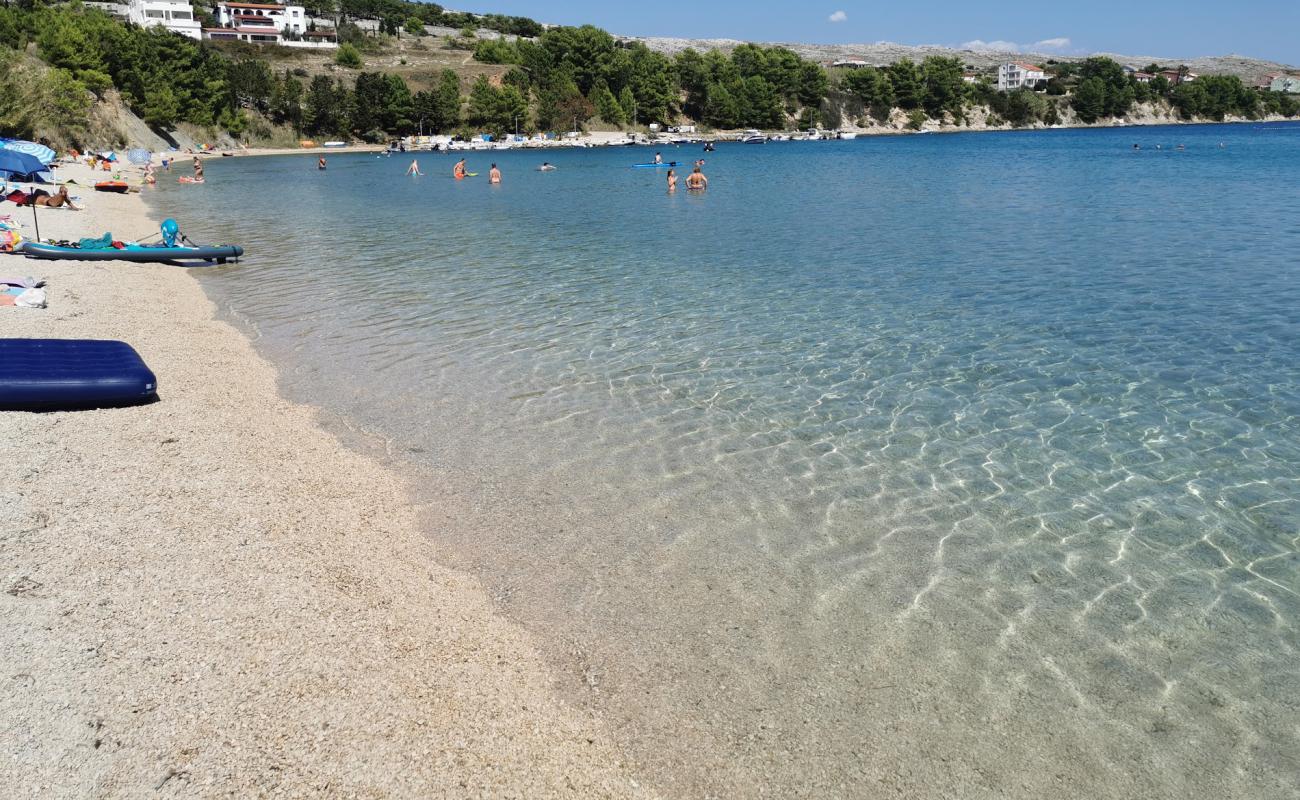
629, 36, 1294, 82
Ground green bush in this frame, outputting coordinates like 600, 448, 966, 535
335, 43, 363, 69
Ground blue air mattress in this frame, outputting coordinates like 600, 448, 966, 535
0, 339, 158, 410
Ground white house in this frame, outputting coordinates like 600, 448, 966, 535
1270, 75, 1300, 94
126, 0, 202, 39
996, 62, 1047, 91
209, 2, 307, 42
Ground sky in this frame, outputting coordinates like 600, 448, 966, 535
456, 1, 1299, 65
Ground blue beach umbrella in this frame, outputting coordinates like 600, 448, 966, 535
127, 148, 152, 165
0, 139, 56, 165
0, 149, 49, 178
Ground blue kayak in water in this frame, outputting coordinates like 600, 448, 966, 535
631, 162, 681, 168
18, 241, 243, 265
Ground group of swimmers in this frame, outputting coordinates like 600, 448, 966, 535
398, 151, 707, 192
666, 164, 707, 193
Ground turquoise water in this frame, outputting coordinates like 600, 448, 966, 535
155, 124, 1298, 797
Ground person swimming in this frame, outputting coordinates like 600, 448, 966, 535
538, 162, 556, 171
454, 158, 467, 179
317, 156, 326, 170
666, 168, 677, 193
489, 163, 501, 184
685, 165, 707, 191
406, 159, 422, 176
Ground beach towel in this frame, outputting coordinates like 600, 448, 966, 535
78, 232, 113, 250
0, 276, 43, 288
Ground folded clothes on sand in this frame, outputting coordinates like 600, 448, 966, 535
1, 287, 46, 307
0, 276, 43, 288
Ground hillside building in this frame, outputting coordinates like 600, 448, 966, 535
126, 0, 202, 40
996, 62, 1046, 91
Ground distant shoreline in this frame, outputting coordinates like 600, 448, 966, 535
193, 115, 1294, 161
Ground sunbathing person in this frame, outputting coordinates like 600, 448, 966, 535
34, 186, 81, 210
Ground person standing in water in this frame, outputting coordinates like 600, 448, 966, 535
685, 165, 707, 191
193, 157, 204, 181
454, 158, 467, 179
317, 156, 326, 170
666, 168, 677, 193
489, 163, 501, 184
406, 159, 422, 176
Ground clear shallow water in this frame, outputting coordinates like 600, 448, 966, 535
156, 125, 1298, 798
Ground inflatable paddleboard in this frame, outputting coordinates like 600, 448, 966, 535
94, 181, 130, 192
178, 176, 204, 184
19, 241, 243, 265
632, 163, 679, 168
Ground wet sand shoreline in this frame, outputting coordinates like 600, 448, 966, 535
0, 162, 654, 797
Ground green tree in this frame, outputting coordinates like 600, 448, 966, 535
1004, 88, 1046, 126
473, 38, 517, 65
270, 72, 304, 131
336, 42, 362, 68
738, 74, 782, 128
844, 67, 894, 115
1072, 78, 1107, 123
142, 84, 180, 128
1170, 81, 1208, 119
887, 60, 923, 110
702, 81, 739, 128
304, 73, 340, 134
428, 68, 461, 132
590, 81, 624, 124
617, 84, 635, 124
403, 16, 424, 37
920, 56, 964, 117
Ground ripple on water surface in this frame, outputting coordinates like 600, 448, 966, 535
156, 123, 1300, 798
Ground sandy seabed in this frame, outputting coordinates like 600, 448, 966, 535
0, 163, 655, 798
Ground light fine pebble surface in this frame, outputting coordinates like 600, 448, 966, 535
0, 163, 656, 798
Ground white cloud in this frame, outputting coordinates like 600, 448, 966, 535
1033, 37, 1072, 51
959, 36, 1073, 54
828, 11, 847, 23
961, 39, 1019, 52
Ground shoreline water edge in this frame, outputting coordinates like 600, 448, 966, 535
209, 111, 1294, 160
0, 162, 657, 796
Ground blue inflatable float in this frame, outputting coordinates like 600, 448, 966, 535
0, 339, 158, 410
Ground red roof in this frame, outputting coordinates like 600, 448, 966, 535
1012, 62, 1043, 72
218, 2, 285, 9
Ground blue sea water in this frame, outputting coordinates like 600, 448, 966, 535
154, 124, 1299, 798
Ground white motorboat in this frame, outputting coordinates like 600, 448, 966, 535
740, 129, 766, 144
836, 130, 859, 140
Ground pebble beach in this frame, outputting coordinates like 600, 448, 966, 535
0, 162, 654, 797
